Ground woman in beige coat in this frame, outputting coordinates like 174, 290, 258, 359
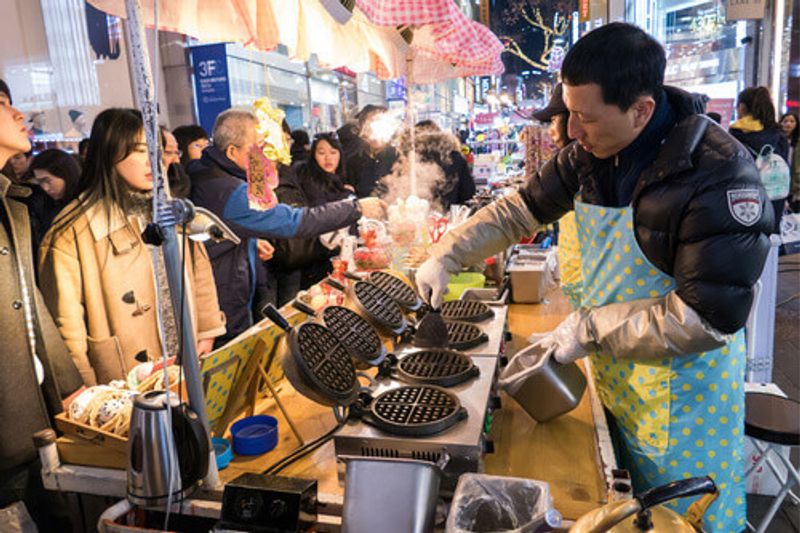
39, 108, 226, 386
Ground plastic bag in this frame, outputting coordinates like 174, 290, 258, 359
445, 473, 561, 532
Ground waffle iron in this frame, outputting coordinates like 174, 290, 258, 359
444, 321, 489, 350
291, 299, 386, 368
440, 300, 494, 323
377, 348, 480, 388
345, 271, 422, 312
263, 306, 468, 438
350, 385, 467, 437
325, 277, 408, 337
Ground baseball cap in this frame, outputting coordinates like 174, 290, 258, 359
532, 83, 566, 122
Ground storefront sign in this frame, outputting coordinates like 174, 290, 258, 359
727, 0, 765, 20
474, 112, 498, 125
190, 43, 231, 134
665, 48, 742, 85
386, 78, 407, 101
579, 0, 591, 22
706, 98, 735, 129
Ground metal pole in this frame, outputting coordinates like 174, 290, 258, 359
123, 0, 220, 490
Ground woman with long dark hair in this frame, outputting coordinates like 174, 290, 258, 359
730, 86, 789, 161
25, 148, 81, 242
296, 132, 352, 206
38, 108, 225, 386
270, 132, 354, 302
730, 86, 790, 232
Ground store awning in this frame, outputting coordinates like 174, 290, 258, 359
87, 0, 503, 83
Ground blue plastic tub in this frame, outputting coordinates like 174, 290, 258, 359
230, 415, 279, 456
212, 437, 234, 470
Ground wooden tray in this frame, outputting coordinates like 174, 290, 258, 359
54, 412, 129, 455
56, 435, 127, 470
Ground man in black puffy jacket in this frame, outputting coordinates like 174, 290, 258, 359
416, 23, 770, 532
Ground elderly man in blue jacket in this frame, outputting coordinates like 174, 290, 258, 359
189, 109, 385, 344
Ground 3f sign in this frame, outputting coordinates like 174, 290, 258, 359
198, 59, 218, 77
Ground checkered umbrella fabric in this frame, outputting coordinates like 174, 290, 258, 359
355, 0, 455, 26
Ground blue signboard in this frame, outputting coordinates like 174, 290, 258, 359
190, 43, 231, 135
386, 77, 407, 102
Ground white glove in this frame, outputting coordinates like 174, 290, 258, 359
535, 310, 590, 364
415, 257, 452, 309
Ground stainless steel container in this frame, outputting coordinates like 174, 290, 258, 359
498, 343, 586, 423
341, 455, 447, 533
127, 391, 183, 507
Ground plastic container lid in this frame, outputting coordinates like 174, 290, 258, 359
212, 437, 234, 470
230, 415, 279, 456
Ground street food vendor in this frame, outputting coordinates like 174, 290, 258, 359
416, 23, 772, 532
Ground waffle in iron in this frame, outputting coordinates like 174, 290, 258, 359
365, 385, 467, 436
440, 299, 494, 323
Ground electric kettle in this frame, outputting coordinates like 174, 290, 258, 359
127, 390, 210, 507
570, 476, 719, 533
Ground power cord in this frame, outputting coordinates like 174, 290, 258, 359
261, 413, 347, 476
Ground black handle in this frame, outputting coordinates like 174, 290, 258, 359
343, 270, 364, 281
172, 404, 209, 486
262, 303, 292, 332
325, 277, 346, 291
496, 275, 510, 299
636, 476, 717, 511
291, 299, 317, 317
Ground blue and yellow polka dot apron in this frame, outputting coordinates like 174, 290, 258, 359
557, 211, 584, 310
576, 200, 746, 532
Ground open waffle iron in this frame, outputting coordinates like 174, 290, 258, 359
345, 270, 422, 312
290, 299, 387, 368
324, 277, 408, 337
263, 305, 468, 437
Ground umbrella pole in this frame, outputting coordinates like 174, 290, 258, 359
406, 50, 416, 198
123, 0, 220, 491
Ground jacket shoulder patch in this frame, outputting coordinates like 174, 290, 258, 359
726, 188, 762, 227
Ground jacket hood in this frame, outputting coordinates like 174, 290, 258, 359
729, 126, 787, 156
730, 116, 764, 133
664, 85, 709, 121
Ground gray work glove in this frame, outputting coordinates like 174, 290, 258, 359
527, 311, 589, 364
416, 191, 541, 308
415, 256, 458, 309
530, 292, 733, 363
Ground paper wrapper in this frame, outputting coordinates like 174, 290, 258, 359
247, 145, 279, 211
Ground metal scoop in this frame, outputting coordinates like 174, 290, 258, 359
413, 304, 450, 348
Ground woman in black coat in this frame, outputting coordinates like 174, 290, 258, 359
24, 148, 81, 248
270, 133, 354, 303
729, 86, 790, 233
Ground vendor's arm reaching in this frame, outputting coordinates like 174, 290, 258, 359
417, 130, 772, 363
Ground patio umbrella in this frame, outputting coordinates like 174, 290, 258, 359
356, 0, 504, 82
